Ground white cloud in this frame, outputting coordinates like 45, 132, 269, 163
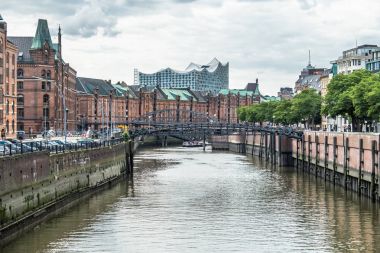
3, 0, 380, 95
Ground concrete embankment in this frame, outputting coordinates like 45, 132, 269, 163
0, 140, 136, 246
211, 131, 380, 201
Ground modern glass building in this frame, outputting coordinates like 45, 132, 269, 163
134, 58, 229, 93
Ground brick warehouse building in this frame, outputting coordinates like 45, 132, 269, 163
76, 77, 261, 130
8, 19, 77, 135
0, 15, 18, 138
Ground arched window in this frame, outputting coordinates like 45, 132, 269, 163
11, 120, 14, 133
5, 100, 9, 115
43, 94, 49, 106
11, 101, 14, 114
46, 70, 51, 79
6, 120, 9, 133
17, 94, 24, 105
41, 69, 46, 78
17, 69, 24, 78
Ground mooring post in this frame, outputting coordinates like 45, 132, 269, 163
125, 142, 130, 175
358, 138, 363, 196
252, 129, 255, 156
343, 137, 349, 191
308, 135, 311, 172
203, 130, 206, 151
333, 136, 337, 185
265, 132, 268, 161
278, 132, 282, 167
302, 135, 306, 172
129, 141, 134, 175
315, 135, 319, 177
273, 131, 277, 165
296, 139, 299, 170
371, 140, 377, 201
324, 135, 328, 181
259, 132, 263, 158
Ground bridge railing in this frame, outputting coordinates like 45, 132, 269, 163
127, 121, 304, 140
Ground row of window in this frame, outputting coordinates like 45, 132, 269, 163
17, 69, 52, 78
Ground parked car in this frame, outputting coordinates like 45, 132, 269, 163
0, 145, 10, 155
0, 140, 21, 153
16, 131, 26, 140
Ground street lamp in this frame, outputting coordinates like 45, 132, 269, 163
65, 108, 68, 143
148, 115, 152, 133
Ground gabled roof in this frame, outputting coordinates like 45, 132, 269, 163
31, 19, 54, 50
160, 88, 196, 101
245, 82, 258, 91
76, 77, 121, 96
8, 36, 33, 62
219, 89, 259, 97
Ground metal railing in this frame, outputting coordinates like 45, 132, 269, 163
0, 138, 124, 157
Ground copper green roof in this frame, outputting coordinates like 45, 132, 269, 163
161, 88, 195, 101
219, 88, 259, 96
31, 19, 53, 50
261, 95, 280, 102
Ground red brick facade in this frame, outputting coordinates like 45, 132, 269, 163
76, 84, 259, 130
10, 20, 77, 136
0, 17, 18, 138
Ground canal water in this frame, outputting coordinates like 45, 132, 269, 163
1, 147, 380, 252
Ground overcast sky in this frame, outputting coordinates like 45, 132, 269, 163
2, 0, 380, 95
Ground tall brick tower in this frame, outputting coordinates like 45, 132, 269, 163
0, 15, 18, 138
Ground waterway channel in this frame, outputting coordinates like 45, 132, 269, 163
1, 146, 380, 252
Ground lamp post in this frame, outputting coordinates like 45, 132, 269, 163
148, 115, 152, 133
65, 108, 68, 143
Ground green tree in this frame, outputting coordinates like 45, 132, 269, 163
366, 80, 380, 121
323, 69, 372, 131
291, 89, 321, 129
237, 106, 248, 122
273, 99, 294, 125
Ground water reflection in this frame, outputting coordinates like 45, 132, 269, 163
1, 147, 380, 252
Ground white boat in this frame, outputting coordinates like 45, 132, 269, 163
182, 141, 203, 147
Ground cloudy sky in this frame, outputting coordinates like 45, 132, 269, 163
2, 0, 380, 95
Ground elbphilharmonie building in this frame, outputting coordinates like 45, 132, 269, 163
134, 58, 229, 93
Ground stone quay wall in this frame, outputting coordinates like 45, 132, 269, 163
211, 131, 380, 201
0, 141, 134, 245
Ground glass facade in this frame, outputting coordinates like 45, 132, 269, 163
134, 58, 229, 93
